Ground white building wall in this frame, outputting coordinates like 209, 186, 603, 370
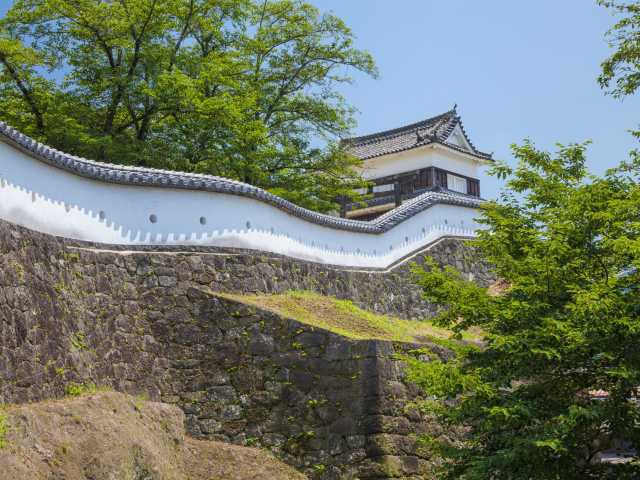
360, 145, 480, 180
0, 141, 481, 268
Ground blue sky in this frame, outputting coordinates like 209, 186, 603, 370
1, 1, 638, 199
311, 0, 640, 198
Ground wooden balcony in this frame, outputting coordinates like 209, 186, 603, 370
342, 166, 481, 220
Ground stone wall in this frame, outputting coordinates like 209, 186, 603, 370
14, 224, 491, 320
0, 219, 489, 478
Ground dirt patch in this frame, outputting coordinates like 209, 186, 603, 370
0, 391, 306, 480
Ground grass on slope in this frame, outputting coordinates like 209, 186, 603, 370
221, 290, 481, 345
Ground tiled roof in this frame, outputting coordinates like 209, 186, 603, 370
342, 107, 492, 161
0, 121, 482, 234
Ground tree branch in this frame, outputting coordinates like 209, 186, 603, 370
0, 53, 44, 132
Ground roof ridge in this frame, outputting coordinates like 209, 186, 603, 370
342, 109, 455, 146
432, 113, 457, 141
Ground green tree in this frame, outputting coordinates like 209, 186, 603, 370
0, 0, 376, 212
598, 1, 640, 100
411, 143, 640, 479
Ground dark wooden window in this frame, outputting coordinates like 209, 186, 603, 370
435, 169, 448, 188
413, 169, 430, 189
369, 166, 480, 198
426, 168, 433, 188
467, 179, 480, 197
401, 179, 414, 195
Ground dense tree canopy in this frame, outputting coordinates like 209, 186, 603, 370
0, 0, 377, 211
412, 143, 640, 479
408, 4, 640, 478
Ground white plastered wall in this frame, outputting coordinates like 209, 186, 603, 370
0, 141, 481, 268
359, 145, 480, 180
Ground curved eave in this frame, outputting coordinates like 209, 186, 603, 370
448, 115, 493, 161
432, 142, 494, 164
0, 121, 482, 235
358, 140, 493, 164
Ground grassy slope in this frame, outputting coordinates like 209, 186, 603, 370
0, 391, 305, 480
221, 290, 481, 344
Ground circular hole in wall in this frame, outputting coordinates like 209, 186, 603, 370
99, 210, 106, 221
200, 216, 207, 225
421, 227, 426, 234
149, 214, 158, 224
246, 221, 251, 229
444, 219, 448, 225
405, 236, 409, 244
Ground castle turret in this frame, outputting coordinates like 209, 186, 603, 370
342, 107, 492, 220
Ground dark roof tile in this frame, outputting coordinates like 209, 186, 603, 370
342, 108, 492, 161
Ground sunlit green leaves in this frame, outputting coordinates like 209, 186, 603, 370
598, 0, 640, 98
412, 141, 640, 479
0, 0, 376, 211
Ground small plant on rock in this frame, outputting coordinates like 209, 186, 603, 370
64, 382, 98, 397
0, 409, 8, 449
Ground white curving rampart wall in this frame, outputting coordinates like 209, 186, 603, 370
0, 141, 481, 268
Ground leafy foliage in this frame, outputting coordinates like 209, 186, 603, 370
598, 1, 640, 99
0, 0, 376, 211
64, 381, 98, 397
412, 142, 640, 479
0, 408, 7, 449
401, 348, 481, 399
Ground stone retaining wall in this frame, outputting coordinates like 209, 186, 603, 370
0, 219, 489, 478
